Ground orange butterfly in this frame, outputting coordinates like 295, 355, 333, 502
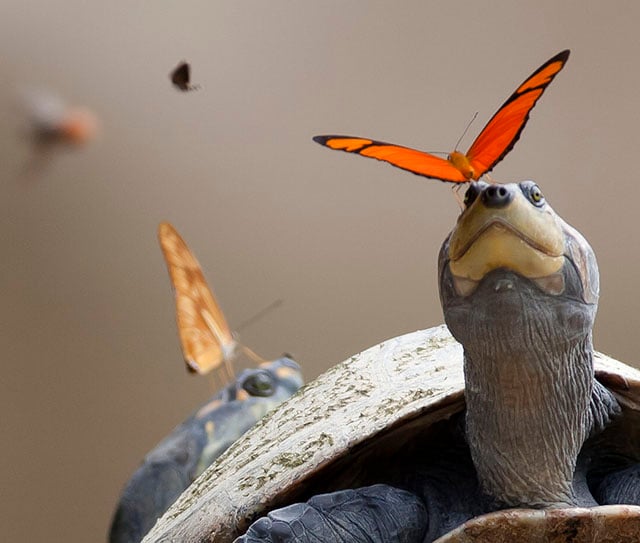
313, 50, 570, 183
158, 223, 262, 382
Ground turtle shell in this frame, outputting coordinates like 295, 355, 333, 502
142, 325, 640, 543
434, 505, 640, 543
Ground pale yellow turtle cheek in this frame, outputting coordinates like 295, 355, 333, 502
276, 366, 297, 379
236, 389, 250, 402
449, 198, 566, 262
195, 399, 223, 419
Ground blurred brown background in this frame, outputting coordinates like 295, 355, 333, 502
2, 1, 639, 541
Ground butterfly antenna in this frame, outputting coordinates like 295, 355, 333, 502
236, 298, 284, 333
454, 112, 478, 151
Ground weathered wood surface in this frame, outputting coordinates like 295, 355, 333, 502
142, 324, 640, 543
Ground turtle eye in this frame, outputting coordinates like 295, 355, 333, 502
463, 185, 478, 207
241, 370, 275, 397
529, 185, 545, 207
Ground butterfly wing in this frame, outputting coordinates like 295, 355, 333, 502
313, 135, 469, 183
465, 50, 570, 177
158, 222, 235, 375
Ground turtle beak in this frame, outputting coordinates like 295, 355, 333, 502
446, 182, 566, 297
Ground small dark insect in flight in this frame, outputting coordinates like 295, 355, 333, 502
170, 61, 201, 91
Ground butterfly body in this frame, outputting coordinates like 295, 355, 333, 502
447, 151, 476, 180
314, 50, 570, 184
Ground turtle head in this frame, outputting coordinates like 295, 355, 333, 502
209, 355, 303, 407
440, 180, 598, 306
439, 180, 600, 351
237, 356, 304, 403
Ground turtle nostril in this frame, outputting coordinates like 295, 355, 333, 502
481, 184, 514, 208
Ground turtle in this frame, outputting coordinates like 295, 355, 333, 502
142, 181, 640, 543
109, 356, 303, 543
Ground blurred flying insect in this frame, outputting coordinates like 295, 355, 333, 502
169, 61, 201, 91
158, 222, 265, 386
19, 89, 98, 175
23, 89, 98, 148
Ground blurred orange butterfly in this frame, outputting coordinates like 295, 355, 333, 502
158, 223, 262, 382
18, 89, 99, 178
23, 89, 99, 147
313, 50, 569, 183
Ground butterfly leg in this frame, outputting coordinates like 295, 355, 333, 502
241, 345, 267, 365
451, 184, 466, 210
483, 173, 497, 184
223, 357, 236, 383
209, 357, 236, 391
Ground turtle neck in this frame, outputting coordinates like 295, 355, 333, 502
444, 269, 617, 507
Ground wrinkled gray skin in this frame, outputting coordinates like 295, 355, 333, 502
109, 357, 303, 543
237, 183, 640, 543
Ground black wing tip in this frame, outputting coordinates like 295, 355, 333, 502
313, 135, 345, 145
550, 49, 570, 65
313, 135, 376, 147
527, 50, 570, 79
186, 359, 200, 373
